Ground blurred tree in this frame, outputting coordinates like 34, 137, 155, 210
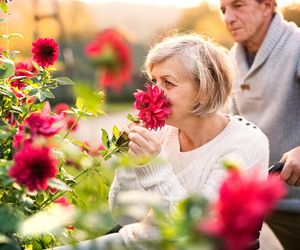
178, 1, 233, 48
282, 4, 300, 27
59, 0, 95, 41
178, 2, 300, 48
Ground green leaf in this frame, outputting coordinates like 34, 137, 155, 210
127, 113, 140, 123
35, 193, 44, 204
10, 105, 23, 114
0, 205, 23, 234
0, 18, 7, 23
40, 88, 55, 99
101, 129, 109, 148
0, 84, 13, 96
0, 33, 23, 41
75, 96, 84, 110
0, 57, 15, 79
0, 130, 10, 140
0, 2, 8, 14
0, 159, 12, 168
48, 178, 72, 191
73, 84, 106, 117
54, 77, 75, 85
112, 125, 120, 141
28, 88, 39, 96
115, 132, 129, 150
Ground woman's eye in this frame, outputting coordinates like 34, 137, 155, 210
150, 79, 157, 85
164, 80, 174, 88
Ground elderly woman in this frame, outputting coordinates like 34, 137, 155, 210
53, 34, 269, 250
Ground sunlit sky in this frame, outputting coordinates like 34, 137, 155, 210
77, 0, 300, 8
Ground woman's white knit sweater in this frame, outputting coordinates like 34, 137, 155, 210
108, 115, 269, 248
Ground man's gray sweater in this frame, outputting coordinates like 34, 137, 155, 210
231, 13, 300, 212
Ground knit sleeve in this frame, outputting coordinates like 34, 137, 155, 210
134, 151, 188, 210
118, 152, 188, 247
201, 133, 269, 201
108, 168, 144, 225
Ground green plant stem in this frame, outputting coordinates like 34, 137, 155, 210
5, 13, 9, 50
39, 166, 93, 210
62, 116, 80, 140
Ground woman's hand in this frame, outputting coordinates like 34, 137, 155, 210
124, 124, 161, 160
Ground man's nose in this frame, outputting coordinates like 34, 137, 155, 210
223, 8, 236, 24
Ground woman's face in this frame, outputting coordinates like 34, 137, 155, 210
150, 57, 199, 126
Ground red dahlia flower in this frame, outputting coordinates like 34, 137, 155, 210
84, 29, 132, 92
32, 38, 59, 68
9, 144, 58, 192
200, 169, 286, 250
133, 84, 171, 130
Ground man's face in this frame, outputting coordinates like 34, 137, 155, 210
219, 0, 273, 45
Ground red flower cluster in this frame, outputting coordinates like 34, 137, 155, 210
32, 38, 59, 68
10, 103, 62, 191
10, 61, 37, 90
13, 103, 62, 150
9, 145, 57, 192
84, 29, 132, 92
133, 84, 171, 130
199, 169, 286, 250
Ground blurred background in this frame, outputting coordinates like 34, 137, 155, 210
1, 0, 299, 106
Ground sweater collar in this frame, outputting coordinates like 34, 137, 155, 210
232, 13, 286, 78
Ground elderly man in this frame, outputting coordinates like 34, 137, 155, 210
219, 0, 300, 249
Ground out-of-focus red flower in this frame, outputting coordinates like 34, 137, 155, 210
84, 29, 132, 92
54, 103, 70, 117
32, 38, 59, 68
66, 116, 78, 131
66, 225, 75, 231
133, 84, 171, 130
54, 196, 70, 207
10, 61, 37, 89
54, 102, 78, 132
82, 141, 105, 156
25, 102, 63, 137
13, 126, 29, 150
48, 187, 58, 194
5, 112, 17, 126
13, 103, 62, 150
9, 144, 58, 192
199, 169, 286, 250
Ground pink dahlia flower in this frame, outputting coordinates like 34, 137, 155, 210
133, 84, 171, 130
9, 144, 58, 192
32, 38, 59, 68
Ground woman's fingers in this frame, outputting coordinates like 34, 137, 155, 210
127, 126, 160, 157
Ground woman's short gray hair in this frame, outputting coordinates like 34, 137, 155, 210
144, 34, 233, 116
